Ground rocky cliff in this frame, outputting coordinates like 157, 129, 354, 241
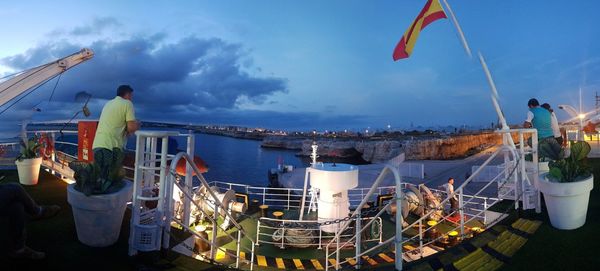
403, 133, 503, 160
261, 132, 509, 162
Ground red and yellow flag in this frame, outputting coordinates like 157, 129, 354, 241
393, 0, 447, 61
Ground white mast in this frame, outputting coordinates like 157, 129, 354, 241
300, 142, 318, 220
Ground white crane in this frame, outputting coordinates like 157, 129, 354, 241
0, 48, 94, 107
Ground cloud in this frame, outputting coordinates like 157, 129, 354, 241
0, 33, 291, 136
70, 17, 122, 36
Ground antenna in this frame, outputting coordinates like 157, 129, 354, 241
310, 142, 318, 167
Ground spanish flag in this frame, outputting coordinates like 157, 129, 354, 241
393, 0, 447, 61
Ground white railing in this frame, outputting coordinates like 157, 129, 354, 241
324, 128, 540, 270
256, 216, 383, 249
208, 180, 495, 228
167, 151, 256, 270
209, 180, 398, 210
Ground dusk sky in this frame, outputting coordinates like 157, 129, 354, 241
1, 0, 599, 137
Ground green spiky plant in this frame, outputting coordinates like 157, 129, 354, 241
539, 140, 592, 183
69, 148, 126, 196
16, 135, 41, 161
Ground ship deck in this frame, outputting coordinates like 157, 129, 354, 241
1, 158, 600, 270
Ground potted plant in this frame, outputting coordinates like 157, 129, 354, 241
67, 148, 133, 247
538, 140, 594, 230
536, 137, 558, 173
15, 135, 43, 185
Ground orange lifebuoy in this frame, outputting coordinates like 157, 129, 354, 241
175, 156, 209, 176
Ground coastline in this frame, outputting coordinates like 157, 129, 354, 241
27, 121, 508, 163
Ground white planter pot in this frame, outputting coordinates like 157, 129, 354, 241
67, 181, 133, 247
538, 173, 594, 230
15, 157, 42, 185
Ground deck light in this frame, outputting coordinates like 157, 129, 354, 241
448, 230, 459, 246
579, 114, 585, 119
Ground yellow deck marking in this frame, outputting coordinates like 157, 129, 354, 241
346, 258, 357, 266
311, 259, 324, 270
257, 255, 267, 267
378, 253, 394, 263
239, 251, 246, 261
215, 249, 226, 260
328, 258, 337, 266
276, 257, 286, 269
293, 259, 305, 269
403, 244, 417, 251
361, 255, 378, 266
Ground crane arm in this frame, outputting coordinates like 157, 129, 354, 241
0, 48, 94, 107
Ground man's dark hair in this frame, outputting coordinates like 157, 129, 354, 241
527, 98, 539, 107
541, 103, 553, 112
117, 85, 134, 97
448, 177, 454, 182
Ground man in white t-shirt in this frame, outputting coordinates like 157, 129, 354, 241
441, 177, 458, 215
541, 103, 563, 145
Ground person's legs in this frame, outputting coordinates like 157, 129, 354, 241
0, 183, 41, 216
0, 201, 45, 260
450, 198, 459, 215
93, 148, 113, 181
0, 183, 59, 260
0, 202, 26, 251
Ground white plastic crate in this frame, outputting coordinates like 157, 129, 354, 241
132, 223, 161, 252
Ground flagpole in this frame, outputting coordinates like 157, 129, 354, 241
478, 51, 521, 166
441, 0, 472, 58
478, 52, 508, 130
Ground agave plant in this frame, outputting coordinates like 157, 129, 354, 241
16, 135, 41, 161
540, 140, 592, 183
69, 148, 126, 196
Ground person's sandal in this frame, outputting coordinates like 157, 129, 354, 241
8, 246, 45, 260
32, 205, 61, 221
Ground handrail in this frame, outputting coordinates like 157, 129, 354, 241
168, 152, 254, 239
171, 180, 255, 253
325, 164, 403, 270
324, 128, 539, 270
167, 151, 256, 270
401, 147, 504, 231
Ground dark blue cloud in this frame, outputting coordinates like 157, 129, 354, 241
0, 32, 369, 136
1, 35, 287, 109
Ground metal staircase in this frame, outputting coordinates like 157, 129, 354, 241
324, 128, 542, 270
128, 130, 255, 269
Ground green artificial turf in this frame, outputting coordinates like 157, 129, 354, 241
0, 170, 218, 271
500, 158, 600, 270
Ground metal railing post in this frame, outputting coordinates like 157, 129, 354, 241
287, 190, 291, 210
236, 230, 241, 268
459, 189, 465, 239
532, 131, 541, 213
256, 220, 261, 246
318, 227, 323, 249
280, 222, 286, 249
250, 240, 255, 271
355, 213, 362, 270
483, 198, 488, 225
210, 204, 218, 260
325, 244, 330, 270
419, 219, 424, 259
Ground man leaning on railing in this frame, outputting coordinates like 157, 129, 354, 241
441, 177, 458, 217
92, 85, 139, 182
